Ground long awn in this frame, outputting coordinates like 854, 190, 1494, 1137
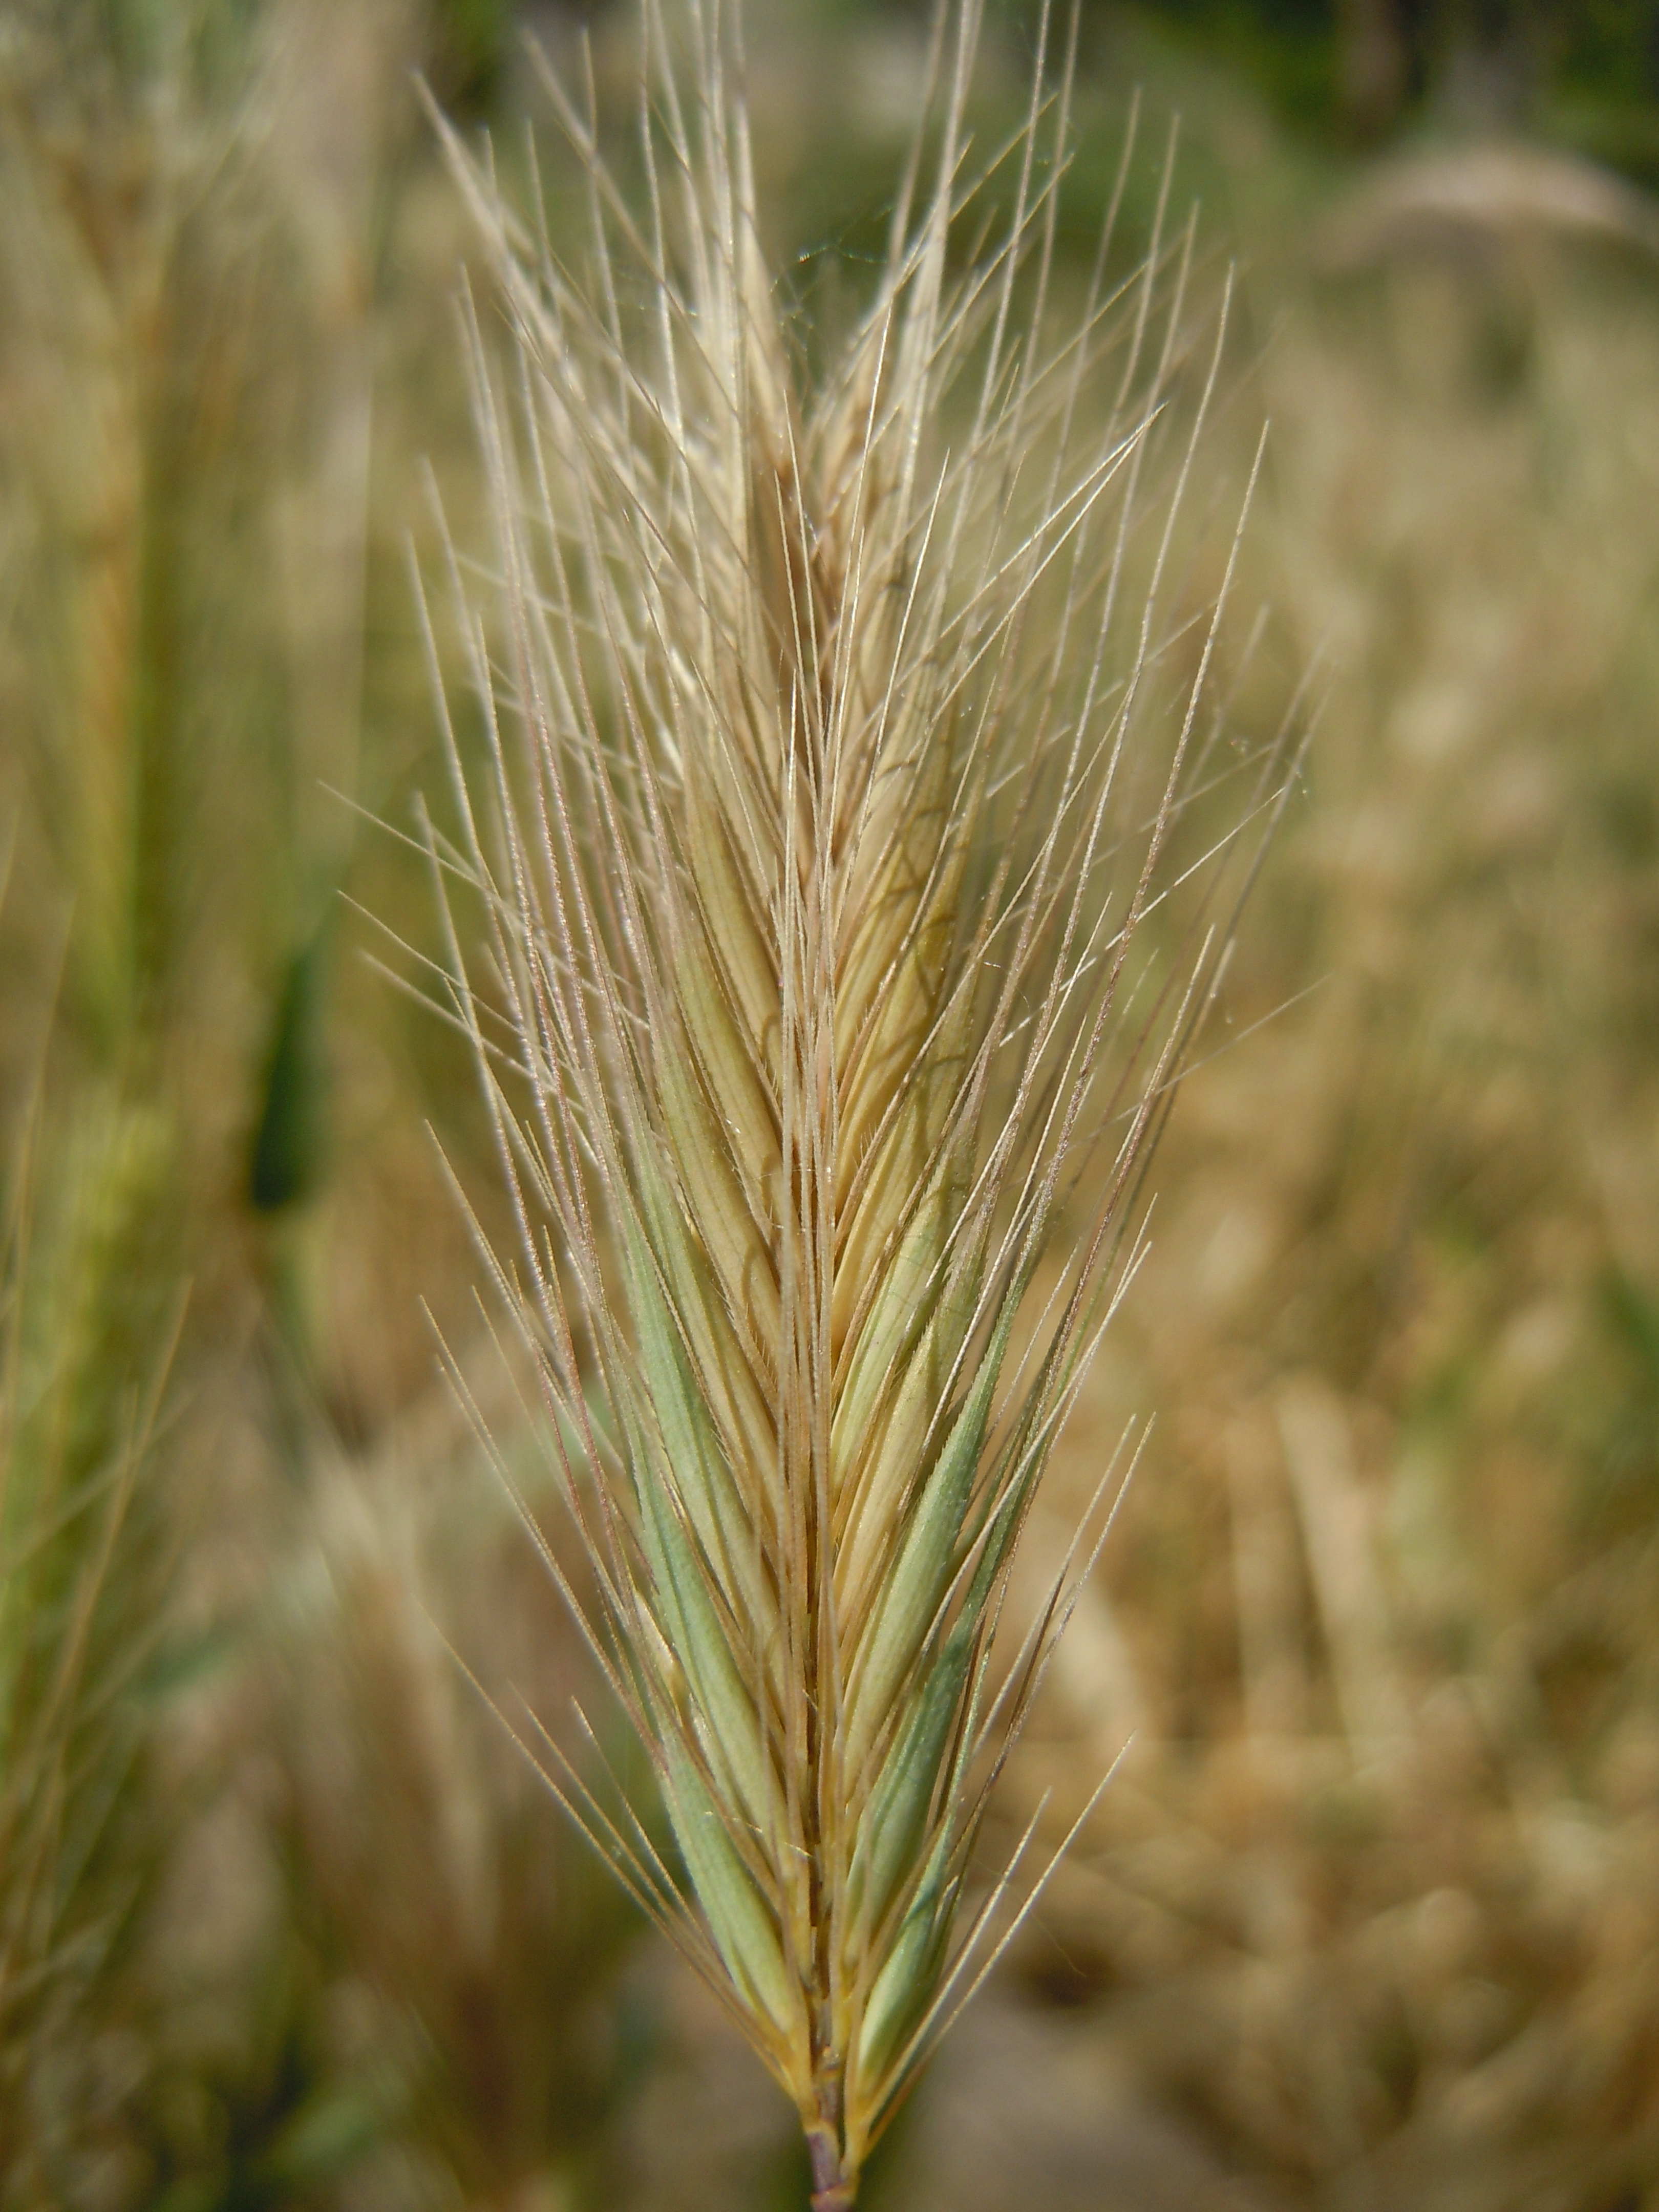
415, 4, 1291, 2199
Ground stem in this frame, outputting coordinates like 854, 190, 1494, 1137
806, 2119, 857, 2210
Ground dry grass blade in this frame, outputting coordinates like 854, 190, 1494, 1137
418, 3, 1288, 2199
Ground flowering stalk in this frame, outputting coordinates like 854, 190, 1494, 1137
421, 3, 1282, 2196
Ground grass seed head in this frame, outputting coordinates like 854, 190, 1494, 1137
0, 1089, 181, 2204
424, 4, 1285, 2196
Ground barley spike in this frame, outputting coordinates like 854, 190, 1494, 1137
420, 2, 1287, 2194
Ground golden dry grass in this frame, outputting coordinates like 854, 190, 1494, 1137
993, 129, 1659, 2212
3, 3, 1659, 2208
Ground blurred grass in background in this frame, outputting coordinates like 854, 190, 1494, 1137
3, 1, 1659, 2207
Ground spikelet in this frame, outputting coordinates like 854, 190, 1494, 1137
420, 5, 1285, 2200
